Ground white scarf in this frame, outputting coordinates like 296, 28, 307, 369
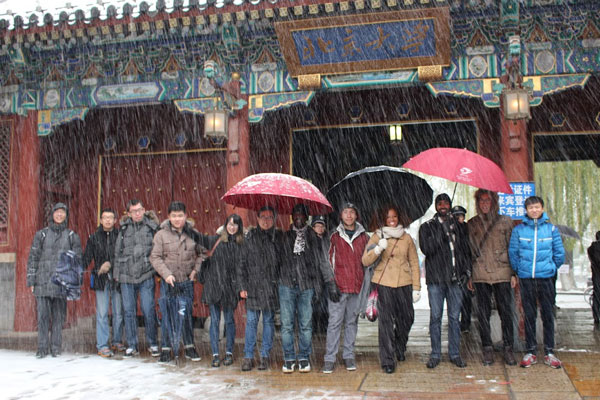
293, 225, 308, 254
377, 225, 405, 239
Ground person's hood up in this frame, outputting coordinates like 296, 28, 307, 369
49, 202, 69, 228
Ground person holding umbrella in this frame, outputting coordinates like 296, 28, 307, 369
362, 205, 421, 374
322, 203, 369, 374
419, 194, 471, 369
280, 203, 338, 373
451, 205, 473, 335
238, 206, 282, 372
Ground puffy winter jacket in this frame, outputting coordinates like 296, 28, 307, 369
419, 214, 471, 285
27, 203, 83, 298
201, 232, 244, 309
508, 213, 565, 279
237, 226, 282, 311
113, 213, 159, 284
328, 223, 369, 294
468, 213, 514, 284
150, 220, 203, 282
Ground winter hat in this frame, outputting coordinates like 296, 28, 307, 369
292, 203, 309, 217
311, 215, 326, 227
451, 205, 467, 216
340, 201, 360, 217
435, 193, 452, 207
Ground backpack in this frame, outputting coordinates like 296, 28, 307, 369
41, 227, 83, 300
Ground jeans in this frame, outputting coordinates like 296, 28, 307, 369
209, 303, 235, 356
324, 292, 360, 363
428, 282, 463, 360
474, 281, 514, 348
121, 277, 157, 351
95, 283, 123, 350
520, 278, 555, 355
279, 284, 314, 361
36, 296, 66, 353
158, 280, 194, 354
243, 309, 275, 359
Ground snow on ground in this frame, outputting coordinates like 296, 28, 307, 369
3, 349, 254, 400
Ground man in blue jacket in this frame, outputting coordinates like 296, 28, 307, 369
509, 196, 565, 369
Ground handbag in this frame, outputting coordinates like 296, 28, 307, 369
365, 237, 399, 322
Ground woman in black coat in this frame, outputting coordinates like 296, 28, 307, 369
201, 214, 245, 367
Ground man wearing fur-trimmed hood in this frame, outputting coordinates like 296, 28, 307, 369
113, 199, 160, 358
467, 189, 517, 366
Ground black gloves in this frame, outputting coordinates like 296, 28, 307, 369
327, 281, 341, 303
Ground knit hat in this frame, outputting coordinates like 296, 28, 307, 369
451, 205, 467, 216
311, 215, 326, 227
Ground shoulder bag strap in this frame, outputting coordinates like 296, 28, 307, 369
205, 237, 222, 258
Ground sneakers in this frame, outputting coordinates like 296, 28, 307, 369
450, 357, 467, 368
149, 346, 160, 357
322, 361, 335, 374
520, 353, 537, 368
504, 346, 517, 366
212, 355, 221, 368
184, 347, 201, 362
98, 347, 114, 358
159, 349, 172, 363
298, 359, 311, 373
426, 357, 440, 369
482, 346, 494, 366
544, 353, 562, 369
124, 348, 139, 357
223, 353, 233, 366
112, 343, 126, 353
344, 358, 357, 371
241, 358, 254, 372
35, 350, 47, 359
282, 360, 296, 373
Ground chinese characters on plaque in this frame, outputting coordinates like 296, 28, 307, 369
498, 182, 536, 219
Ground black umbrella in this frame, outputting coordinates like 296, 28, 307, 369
327, 166, 433, 228
556, 224, 580, 239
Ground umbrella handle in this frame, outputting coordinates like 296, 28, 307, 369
451, 182, 458, 203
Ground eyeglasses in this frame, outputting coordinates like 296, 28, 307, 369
259, 216, 274, 221
129, 207, 145, 214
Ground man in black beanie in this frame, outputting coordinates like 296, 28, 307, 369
279, 203, 337, 374
419, 193, 471, 369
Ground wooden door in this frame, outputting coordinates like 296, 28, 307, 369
99, 151, 227, 318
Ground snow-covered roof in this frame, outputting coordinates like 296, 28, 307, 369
0, 0, 295, 30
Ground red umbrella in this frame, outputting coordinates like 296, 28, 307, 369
221, 173, 333, 215
403, 148, 513, 194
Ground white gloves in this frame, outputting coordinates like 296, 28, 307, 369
412, 290, 421, 303
374, 238, 388, 256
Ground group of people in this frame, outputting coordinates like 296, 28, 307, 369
27, 190, 576, 373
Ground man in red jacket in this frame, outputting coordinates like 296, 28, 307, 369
322, 202, 369, 373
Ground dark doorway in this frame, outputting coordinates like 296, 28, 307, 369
292, 120, 479, 195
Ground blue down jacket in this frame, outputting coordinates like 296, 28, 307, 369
508, 212, 565, 279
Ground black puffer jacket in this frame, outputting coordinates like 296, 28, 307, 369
280, 225, 334, 299
201, 232, 244, 309
82, 225, 119, 291
237, 226, 282, 311
113, 212, 159, 284
26, 203, 83, 298
419, 214, 471, 285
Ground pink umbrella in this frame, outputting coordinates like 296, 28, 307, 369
403, 148, 513, 194
221, 173, 333, 215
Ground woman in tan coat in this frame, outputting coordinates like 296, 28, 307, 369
362, 206, 421, 374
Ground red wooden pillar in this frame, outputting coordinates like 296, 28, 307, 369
500, 110, 533, 340
223, 80, 250, 337
14, 111, 40, 331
